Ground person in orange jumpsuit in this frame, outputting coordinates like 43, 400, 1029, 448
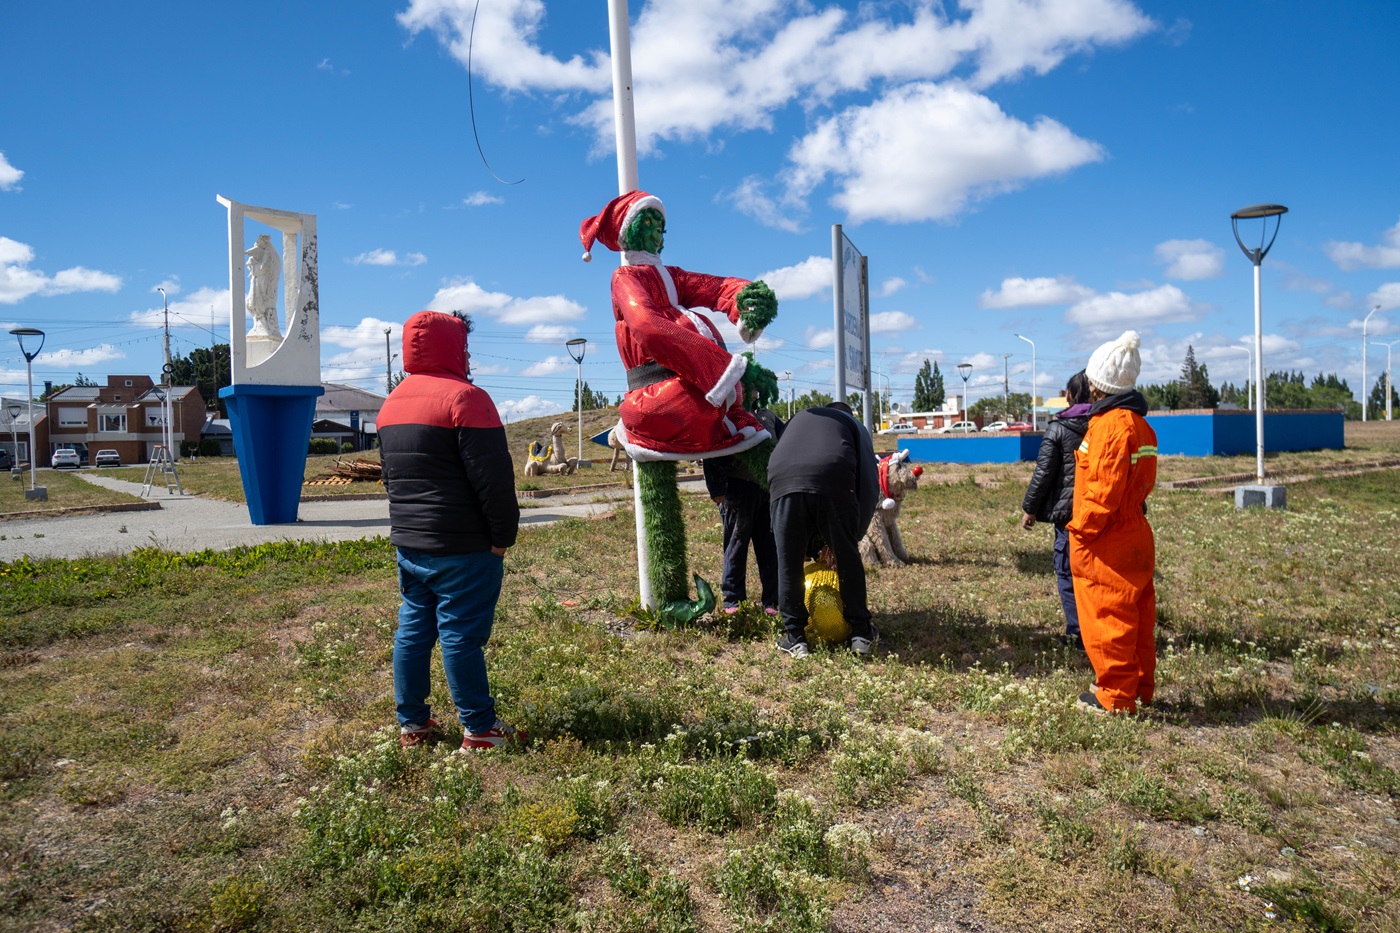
1068, 330, 1159, 714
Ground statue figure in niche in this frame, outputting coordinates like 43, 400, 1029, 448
245, 234, 282, 338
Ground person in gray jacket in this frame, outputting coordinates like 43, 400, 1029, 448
1020, 370, 1090, 647
768, 402, 879, 659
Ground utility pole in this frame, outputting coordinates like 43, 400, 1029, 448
1001, 353, 1012, 421
384, 327, 393, 395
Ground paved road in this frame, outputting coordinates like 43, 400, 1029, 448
0, 472, 632, 562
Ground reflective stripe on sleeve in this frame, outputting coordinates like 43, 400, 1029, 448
1130, 444, 1158, 464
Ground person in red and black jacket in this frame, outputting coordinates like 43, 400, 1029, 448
378, 310, 523, 752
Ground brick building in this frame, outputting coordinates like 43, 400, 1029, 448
45, 375, 205, 465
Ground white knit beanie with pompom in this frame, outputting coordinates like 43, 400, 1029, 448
1085, 330, 1142, 395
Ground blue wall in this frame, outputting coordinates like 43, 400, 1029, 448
897, 411, 1344, 463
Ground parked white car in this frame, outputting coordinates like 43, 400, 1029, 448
935, 421, 978, 434
878, 422, 918, 435
981, 421, 1009, 433
51, 448, 81, 469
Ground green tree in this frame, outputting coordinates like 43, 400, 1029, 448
1139, 382, 1182, 411
912, 359, 944, 411
1178, 345, 1219, 409
969, 393, 1030, 421
576, 380, 609, 412
1367, 374, 1400, 420
170, 344, 232, 415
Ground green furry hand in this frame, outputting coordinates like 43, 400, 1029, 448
736, 280, 777, 343
740, 352, 781, 411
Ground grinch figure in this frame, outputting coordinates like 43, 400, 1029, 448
579, 190, 779, 624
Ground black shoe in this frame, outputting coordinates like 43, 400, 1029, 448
776, 633, 810, 659
850, 624, 879, 659
1076, 691, 1110, 715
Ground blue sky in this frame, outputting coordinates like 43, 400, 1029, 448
3, 0, 1400, 422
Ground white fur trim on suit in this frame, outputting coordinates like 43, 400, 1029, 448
705, 353, 749, 408
613, 420, 771, 463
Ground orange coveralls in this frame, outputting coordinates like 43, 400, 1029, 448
1068, 406, 1158, 713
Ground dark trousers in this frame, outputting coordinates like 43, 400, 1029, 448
771, 491, 871, 641
1053, 523, 1080, 637
719, 481, 778, 609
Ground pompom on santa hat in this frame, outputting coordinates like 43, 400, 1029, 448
579, 190, 664, 262
1085, 330, 1143, 395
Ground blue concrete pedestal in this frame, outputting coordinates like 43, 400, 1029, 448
219, 383, 325, 525
1235, 484, 1287, 510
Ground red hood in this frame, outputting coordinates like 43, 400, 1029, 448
402, 311, 467, 378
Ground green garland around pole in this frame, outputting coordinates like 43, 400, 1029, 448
636, 459, 689, 605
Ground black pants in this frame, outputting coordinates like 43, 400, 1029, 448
719, 480, 778, 609
771, 491, 871, 641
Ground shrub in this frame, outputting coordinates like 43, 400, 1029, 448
341, 442, 355, 453
308, 438, 339, 455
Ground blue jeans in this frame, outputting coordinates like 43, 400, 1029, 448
393, 547, 505, 734
1053, 523, 1080, 638
719, 480, 778, 609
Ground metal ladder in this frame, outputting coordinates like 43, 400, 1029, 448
141, 445, 185, 496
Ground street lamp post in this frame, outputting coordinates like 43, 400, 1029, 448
1370, 340, 1399, 421
1363, 304, 1383, 421
384, 327, 393, 395
782, 371, 793, 419
957, 362, 972, 424
566, 338, 588, 465
9, 327, 45, 499
1229, 202, 1288, 503
1014, 333, 1037, 429
1000, 353, 1012, 421
6, 402, 20, 468
1223, 344, 1252, 410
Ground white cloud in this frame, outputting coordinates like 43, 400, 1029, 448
41, 345, 126, 369
499, 394, 568, 422
0, 152, 22, 191
400, 0, 1151, 157
804, 326, 835, 349
724, 177, 805, 233
880, 277, 908, 297
784, 83, 1105, 225
323, 317, 403, 351
1366, 283, 1400, 313
870, 311, 918, 334
351, 249, 427, 267
524, 324, 578, 343
0, 237, 123, 304
152, 278, 181, 296
1154, 238, 1224, 280
427, 278, 588, 328
127, 286, 232, 329
980, 275, 1095, 308
1065, 284, 1199, 333
463, 191, 505, 206
755, 255, 829, 301
519, 355, 574, 378
1325, 219, 1400, 271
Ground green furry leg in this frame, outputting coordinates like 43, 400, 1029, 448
636, 460, 689, 605
735, 438, 775, 493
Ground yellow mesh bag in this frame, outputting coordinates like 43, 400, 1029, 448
803, 561, 851, 644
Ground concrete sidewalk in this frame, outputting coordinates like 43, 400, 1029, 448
0, 472, 630, 562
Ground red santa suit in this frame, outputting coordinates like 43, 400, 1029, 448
581, 191, 771, 462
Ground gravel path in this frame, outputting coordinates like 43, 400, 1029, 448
0, 472, 630, 562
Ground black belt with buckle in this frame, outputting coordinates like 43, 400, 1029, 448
626, 361, 677, 391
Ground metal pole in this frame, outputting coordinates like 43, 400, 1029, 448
1253, 262, 1265, 484
26, 363, 35, 489
576, 357, 584, 463
1363, 305, 1380, 421
384, 328, 393, 394
832, 225, 846, 404
1015, 334, 1036, 428
1001, 353, 1011, 421
1372, 341, 1397, 421
608, 0, 650, 608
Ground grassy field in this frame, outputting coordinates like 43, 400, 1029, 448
0, 469, 146, 515
2, 428, 1398, 931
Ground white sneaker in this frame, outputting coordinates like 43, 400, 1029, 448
850, 625, 879, 659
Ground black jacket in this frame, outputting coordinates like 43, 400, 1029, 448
703, 408, 783, 500
1021, 403, 1090, 525
378, 311, 520, 554
768, 406, 879, 531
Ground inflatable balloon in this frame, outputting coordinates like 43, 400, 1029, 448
803, 561, 851, 644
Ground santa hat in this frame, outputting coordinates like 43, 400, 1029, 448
578, 190, 665, 262
1086, 330, 1142, 395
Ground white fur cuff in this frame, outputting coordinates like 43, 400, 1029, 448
704, 353, 749, 408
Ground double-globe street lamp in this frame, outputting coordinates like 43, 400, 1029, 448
9, 327, 45, 499
565, 338, 588, 465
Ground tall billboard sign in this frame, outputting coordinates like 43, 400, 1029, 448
832, 226, 871, 419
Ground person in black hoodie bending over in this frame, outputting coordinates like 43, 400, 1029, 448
378, 310, 523, 752
768, 402, 880, 659
1020, 370, 1091, 648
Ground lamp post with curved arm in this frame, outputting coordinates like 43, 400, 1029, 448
1363, 304, 1383, 421
10, 327, 45, 498
1371, 339, 1399, 421
566, 338, 588, 465
957, 362, 972, 423
1229, 202, 1287, 489
1014, 334, 1037, 429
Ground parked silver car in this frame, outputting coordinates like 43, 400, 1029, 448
94, 449, 122, 467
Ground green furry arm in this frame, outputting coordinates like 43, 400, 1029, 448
740, 352, 781, 411
736, 280, 777, 342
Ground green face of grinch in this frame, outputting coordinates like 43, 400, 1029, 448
622, 207, 665, 254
